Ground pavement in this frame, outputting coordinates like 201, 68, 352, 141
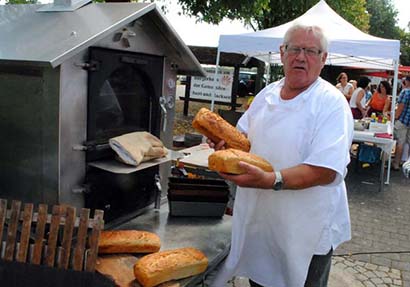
204, 160, 410, 287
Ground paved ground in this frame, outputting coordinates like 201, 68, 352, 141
207, 160, 410, 287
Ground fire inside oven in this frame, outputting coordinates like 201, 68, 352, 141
84, 47, 164, 222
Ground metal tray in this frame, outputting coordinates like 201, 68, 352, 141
168, 200, 227, 217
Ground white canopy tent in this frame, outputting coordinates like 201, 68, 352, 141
217, 0, 400, 69
214, 0, 401, 183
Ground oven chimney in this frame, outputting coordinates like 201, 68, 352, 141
37, 0, 91, 12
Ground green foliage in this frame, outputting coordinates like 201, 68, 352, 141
366, 0, 400, 39
6, 0, 37, 3
176, 0, 369, 32
365, 0, 410, 66
175, 0, 410, 65
399, 29, 410, 66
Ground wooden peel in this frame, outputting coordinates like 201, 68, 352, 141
96, 254, 139, 287
96, 255, 182, 287
157, 281, 180, 287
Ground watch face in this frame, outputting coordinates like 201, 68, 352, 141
273, 182, 282, 190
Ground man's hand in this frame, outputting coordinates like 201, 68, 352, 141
206, 138, 226, 151
218, 161, 274, 189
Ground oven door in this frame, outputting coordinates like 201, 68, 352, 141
85, 47, 164, 222
86, 47, 163, 160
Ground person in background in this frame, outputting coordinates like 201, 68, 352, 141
349, 79, 357, 90
209, 23, 353, 287
367, 80, 392, 116
403, 159, 410, 178
350, 77, 370, 119
392, 76, 410, 170
336, 72, 354, 101
365, 84, 373, 102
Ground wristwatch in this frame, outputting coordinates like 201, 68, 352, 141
272, 171, 284, 191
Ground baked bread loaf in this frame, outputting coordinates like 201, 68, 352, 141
208, 148, 273, 174
98, 230, 161, 254
133, 247, 208, 287
192, 108, 250, 152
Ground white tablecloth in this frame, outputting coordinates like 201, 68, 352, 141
353, 131, 395, 154
353, 130, 396, 186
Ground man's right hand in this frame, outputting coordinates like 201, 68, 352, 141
206, 138, 226, 151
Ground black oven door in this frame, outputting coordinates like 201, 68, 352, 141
87, 47, 163, 160
85, 47, 164, 222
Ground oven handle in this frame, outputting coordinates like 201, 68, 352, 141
159, 96, 167, 132
154, 174, 162, 209
72, 143, 110, 152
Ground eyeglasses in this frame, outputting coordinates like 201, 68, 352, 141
284, 45, 322, 57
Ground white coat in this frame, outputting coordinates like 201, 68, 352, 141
211, 77, 353, 287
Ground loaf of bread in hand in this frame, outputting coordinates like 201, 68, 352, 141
208, 148, 273, 174
133, 247, 208, 287
192, 108, 250, 152
98, 230, 161, 254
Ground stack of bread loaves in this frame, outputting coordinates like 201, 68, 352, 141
98, 230, 208, 287
192, 108, 273, 174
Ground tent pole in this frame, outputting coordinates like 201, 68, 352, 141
386, 59, 400, 185
266, 52, 272, 84
211, 48, 221, 112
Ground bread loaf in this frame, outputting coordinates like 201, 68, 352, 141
208, 148, 273, 174
98, 230, 161, 254
192, 108, 250, 152
133, 247, 208, 287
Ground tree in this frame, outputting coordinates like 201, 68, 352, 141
399, 27, 410, 66
365, 0, 410, 66
177, 0, 369, 32
6, 0, 37, 3
366, 0, 400, 39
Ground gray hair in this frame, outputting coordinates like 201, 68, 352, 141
283, 23, 328, 52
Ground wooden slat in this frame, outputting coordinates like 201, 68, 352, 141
4, 200, 21, 261
0, 199, 7, 249
16, 203, 33, 263
85, 209, 104, 272
45, 205, 62, 267
58, 206, 76, 269
6, 211, 95, 229
72, 208, 90, 271
31, 204, 48, 265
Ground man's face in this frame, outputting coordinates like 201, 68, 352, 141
280, 29, 327, 91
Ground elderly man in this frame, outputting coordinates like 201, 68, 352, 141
210, 23, 353, 287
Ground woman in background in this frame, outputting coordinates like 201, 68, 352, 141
336, 72, 354, 101
367, 80, 392, 116
350, 77, 371, 119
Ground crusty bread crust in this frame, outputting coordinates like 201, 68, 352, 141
208, 148, 273, 174
192, 108, 250, 152
98, 230, 161, 254
133, 247, 208, 287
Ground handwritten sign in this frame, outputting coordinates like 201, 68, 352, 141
189, 66, 234, 103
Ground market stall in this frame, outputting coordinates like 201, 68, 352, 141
214, 0, 401, 184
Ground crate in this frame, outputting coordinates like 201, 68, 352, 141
0, 198, 104, 272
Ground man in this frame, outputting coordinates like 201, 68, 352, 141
393, 76, 410, 170
209, 24, 353, 287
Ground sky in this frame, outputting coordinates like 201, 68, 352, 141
0, 0, 409, 45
